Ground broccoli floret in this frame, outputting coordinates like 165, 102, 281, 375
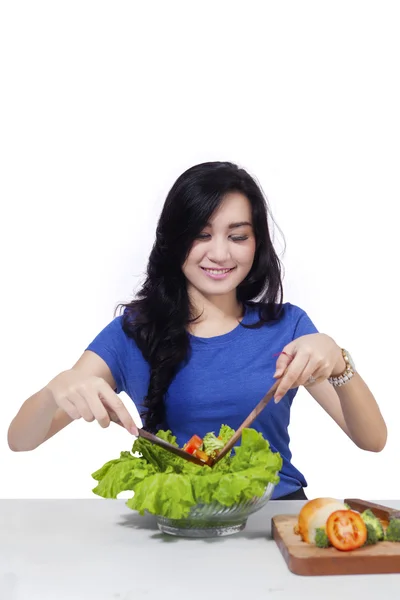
361, 509, 385, 541
363, 509, 377, 520
385, 518, 400, 542
314, 528, 331, 548
202, 432, 224, 457
364, 522, 379, 545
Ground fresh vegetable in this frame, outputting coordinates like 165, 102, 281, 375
295, 498, 400, 551
183, 435, 203, 455
326, 510, 367, 551
361, 509, 384, 542
385, 518, 400, 542
193, 449, 212, 464
314, 527, 331, 548
92, 425, 282, 520
202, 432, 225, 457
364, 523, 379, 545
295, 497, 349, 544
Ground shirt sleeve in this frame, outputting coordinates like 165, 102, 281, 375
290, 304, 319, 340
85, 316, 128, 394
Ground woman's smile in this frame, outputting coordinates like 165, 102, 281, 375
200, 266, 236, 280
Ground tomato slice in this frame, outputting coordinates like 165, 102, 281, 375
184, 435, 203, 455
326, 510, 367, 551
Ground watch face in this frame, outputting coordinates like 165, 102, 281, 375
344, 349, 356, 370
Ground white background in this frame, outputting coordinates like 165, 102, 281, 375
1, 1, 399, 501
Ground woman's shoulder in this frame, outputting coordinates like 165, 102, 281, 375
86, 310, 138, 350
246, 300, 318, 340
94, 313, 125, 336
246, 300, 310, 321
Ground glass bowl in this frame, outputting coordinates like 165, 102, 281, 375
155, 481, 275, 537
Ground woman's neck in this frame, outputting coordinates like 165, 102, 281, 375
187, 286, 244, 338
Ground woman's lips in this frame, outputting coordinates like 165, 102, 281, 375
200, 266, 236, 280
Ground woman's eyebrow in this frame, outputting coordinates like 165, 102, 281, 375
228, 221, 252, 229
204, 220, 252, 228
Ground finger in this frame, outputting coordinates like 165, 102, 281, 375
311, 361, 332, 382
305, 375, 326, 386
304, 366, 329, 386
56, 395, 81, 420
84, 391, 112, 429
69, 391, 95, 422
273, 350, 295, 378
295, 359, 320, 387
289, 363, 327, 388
274, 352, 309, 402
299, 355, 332, 386
99, 383, 138, 435
109, 409, 125, 428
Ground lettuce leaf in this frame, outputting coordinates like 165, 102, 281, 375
127, 473, 196, 518
92, 455, 157, 499
230, 428, 282, 473
219, 424, 236, 444
91, 425, 282, 519
92, 450, 134, 482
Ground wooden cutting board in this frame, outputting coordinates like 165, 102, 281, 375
271, 498, 400, 576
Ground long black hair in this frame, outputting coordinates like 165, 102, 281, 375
118, 161, 284, 432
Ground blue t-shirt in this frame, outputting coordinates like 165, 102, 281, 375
86, 302, 318, 499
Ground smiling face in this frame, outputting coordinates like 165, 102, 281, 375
182, 192, 256, 302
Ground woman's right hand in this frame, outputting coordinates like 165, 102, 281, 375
46, 370, 139, 435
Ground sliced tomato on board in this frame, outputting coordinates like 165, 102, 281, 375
183, 435, 203, 455
326, 510, 367, 551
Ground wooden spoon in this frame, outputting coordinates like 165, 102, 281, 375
110, 379, 280, 468
209, 379, 280, 467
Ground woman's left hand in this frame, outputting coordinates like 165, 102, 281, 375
273, 333, 346, 402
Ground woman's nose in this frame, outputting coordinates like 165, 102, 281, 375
207, 238, 231, 263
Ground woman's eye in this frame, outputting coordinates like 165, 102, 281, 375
195, 233, 249, 241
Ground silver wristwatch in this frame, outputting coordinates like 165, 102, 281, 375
328, 348, 356, 387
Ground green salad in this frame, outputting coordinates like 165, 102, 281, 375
91, 425, 282, 520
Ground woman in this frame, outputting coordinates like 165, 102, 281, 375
7, 161, 387, 500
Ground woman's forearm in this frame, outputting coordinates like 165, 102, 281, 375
8, 386, 59, 451
335, 373, 387, 452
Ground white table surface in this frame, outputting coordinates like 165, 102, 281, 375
1, 498, 399, 599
